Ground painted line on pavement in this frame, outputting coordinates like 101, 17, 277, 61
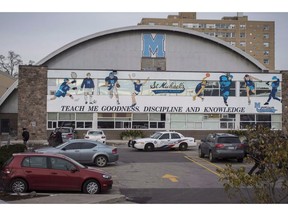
184, 156, 220, 177
195, 157, 224, 171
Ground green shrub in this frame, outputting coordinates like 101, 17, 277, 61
227, 130, 248, 137
120, 130, 144, 140
0, 144, 27, 167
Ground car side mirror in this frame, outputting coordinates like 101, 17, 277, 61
70, 167, 78, 173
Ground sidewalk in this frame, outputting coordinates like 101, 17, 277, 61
7, 193, 127, 204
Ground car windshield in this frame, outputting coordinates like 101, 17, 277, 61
218, 137, 241, 143
150, 132, 163, 139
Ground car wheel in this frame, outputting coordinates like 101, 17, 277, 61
209, 151, 216, 162
198, 147, 205, 158
10, 178, 28, 193
144, 143, 154, 152
179, 143, 188, 151
94, 155, 108, 167
237, 158, 244, 163
83, 179, 100, 194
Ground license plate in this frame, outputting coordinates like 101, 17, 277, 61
227, 147, 235, 150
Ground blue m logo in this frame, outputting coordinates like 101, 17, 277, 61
142, 34, 165, 58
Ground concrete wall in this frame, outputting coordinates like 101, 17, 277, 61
17, 66, 48, 140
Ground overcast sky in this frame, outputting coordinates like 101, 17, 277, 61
0, 1, 287, 70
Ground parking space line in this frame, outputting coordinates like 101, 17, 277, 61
184, 156, 220, 177
195, 157, 224, 171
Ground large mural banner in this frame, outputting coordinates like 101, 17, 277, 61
47, 70, 282, 114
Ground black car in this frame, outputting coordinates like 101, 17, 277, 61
198, 133, 245, 162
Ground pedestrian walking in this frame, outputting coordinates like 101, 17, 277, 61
22, 128, 30, 146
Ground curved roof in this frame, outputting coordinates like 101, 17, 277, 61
37, 25, 267, 71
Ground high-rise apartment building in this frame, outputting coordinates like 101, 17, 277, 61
138, 12, 275, 70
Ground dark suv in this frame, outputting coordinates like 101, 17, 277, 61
198, 133, 245, 162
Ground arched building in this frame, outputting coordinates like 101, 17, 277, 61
15, 25, 285, 140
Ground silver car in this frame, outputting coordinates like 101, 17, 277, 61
35, 139, 118, 167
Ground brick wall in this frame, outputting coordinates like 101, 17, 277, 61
18, 66, 48, 140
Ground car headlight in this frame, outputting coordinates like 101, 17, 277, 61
102, 174, 111, 179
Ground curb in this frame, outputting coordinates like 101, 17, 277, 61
7, 193, 127, 204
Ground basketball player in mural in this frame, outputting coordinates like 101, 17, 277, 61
50, 78, 77, 100
219, 73, 233, 106
243, 74, 262, 105
81, 72, 95, 104
264, 76, 282, 105
104, 70, 120, 105
128, 74, 149, 107
193, 73, 210, 101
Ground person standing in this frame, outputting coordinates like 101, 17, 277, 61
81, 72, 95, 104
104, 70, 120, 105
219, 73, 233, 106
22, 128, 30, 146
128, 74, 149, 107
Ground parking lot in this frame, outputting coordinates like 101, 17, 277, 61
101, 144, 254, 203
0, 142, 255, 204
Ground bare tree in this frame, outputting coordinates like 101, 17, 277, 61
0, 51, 23, 77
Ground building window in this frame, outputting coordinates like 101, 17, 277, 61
240, 24, 246, 29
264, 50, 269, 55
263, 25, 270, 30
240, 114, 273, 129
199, 24, 206, 28
47, 113, 93, 130
240, 42, 246, 47
172, 23, 178, 27
263, 42, 269, 47
228, 24, 235, 29
240, 114, 281, 130
230, 42, 236, 46
206, 24, 215, 29
264, 59, 269, 64
263, 33, 269, 39
240, 33, 246, 38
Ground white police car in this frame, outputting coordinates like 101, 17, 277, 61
128, 131, 196, 151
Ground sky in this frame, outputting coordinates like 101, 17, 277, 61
0, 0, 287, 71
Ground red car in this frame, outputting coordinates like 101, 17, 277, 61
1, 153, 113, 194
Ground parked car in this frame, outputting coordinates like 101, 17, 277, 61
128, 131, 196, 151
1, 153, 113, 194
198, 133, 245, 162
35, 139, 118, 167
84, 130, 106, 144
54, 127, 76, 142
